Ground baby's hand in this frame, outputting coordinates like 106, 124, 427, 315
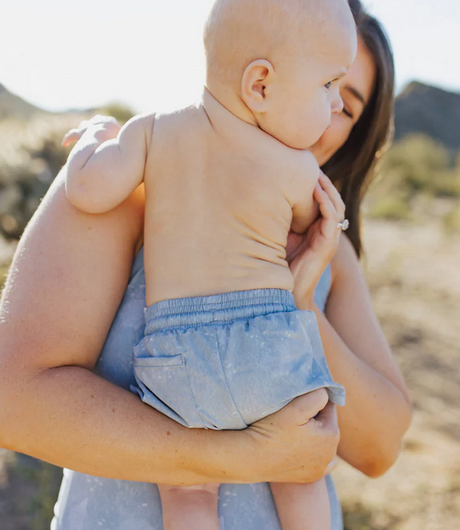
62, 115, 121, 147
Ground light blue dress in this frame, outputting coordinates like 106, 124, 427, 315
51, 249, 343, 530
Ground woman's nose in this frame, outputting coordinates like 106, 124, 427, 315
331, 90, 344, 115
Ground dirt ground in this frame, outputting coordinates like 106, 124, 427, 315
0, 218, 459, 529
336, 219, 460, 530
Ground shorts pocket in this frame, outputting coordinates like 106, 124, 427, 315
133, 354, 204, 428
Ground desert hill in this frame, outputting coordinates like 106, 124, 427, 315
0, 84, 50, 122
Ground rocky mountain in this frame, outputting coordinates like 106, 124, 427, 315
394, 81, 460, 153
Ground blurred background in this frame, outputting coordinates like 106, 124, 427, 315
1, 1, 460, 529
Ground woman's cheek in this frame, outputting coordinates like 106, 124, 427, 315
311, 116, 353, 165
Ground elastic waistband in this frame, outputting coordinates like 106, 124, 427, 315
145, 289, 296, 334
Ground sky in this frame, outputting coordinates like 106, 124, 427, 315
1, 0, 459, 114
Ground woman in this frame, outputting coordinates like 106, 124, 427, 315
0, 1, 411, 528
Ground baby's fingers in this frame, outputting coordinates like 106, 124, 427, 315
61, 129, 82, 147
61, 119, 91, 147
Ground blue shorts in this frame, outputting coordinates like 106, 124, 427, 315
132, 289, 345, 430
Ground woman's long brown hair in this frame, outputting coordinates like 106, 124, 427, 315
321, 0, 395, 257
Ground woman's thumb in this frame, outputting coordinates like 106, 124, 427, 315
283, 389, 329, 426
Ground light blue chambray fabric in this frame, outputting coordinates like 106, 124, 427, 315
52, 249, 343, 530
132, 289, 344, 430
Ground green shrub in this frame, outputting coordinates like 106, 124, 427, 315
97, 103, 136, 124
0, 116, 81, 239
5, 453, 62, 530
367, 135, 460, 220
368, 195, 411, 221
443, 205, 460, 233
378, 135, 458, 197
0, 264, 9, 291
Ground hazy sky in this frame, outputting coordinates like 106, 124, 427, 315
1, 0, 459, 113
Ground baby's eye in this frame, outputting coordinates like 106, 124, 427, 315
324, 81, 333, 90
342, 108, 353, 119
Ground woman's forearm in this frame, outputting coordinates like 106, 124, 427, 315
308, 304, 411, 477
0, 360, 340, 487
0, 364, 229, 484
0, 366, 203, 482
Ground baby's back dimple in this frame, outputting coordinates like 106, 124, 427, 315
142, 107, 295, 304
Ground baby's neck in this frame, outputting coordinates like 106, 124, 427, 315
203, 79, 258, 127
202, 84, 278, 154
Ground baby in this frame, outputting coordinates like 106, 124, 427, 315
65, 0, 357, 528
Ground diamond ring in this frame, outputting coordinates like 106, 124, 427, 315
337, 219, 349, 231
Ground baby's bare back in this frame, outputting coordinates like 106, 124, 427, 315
143, 96, 318, 306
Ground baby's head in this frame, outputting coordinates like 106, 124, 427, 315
204, 0, 357, 149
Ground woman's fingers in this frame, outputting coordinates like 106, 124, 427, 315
313, 183, 340, 241
318, 172, 346, 221
315, 173, 347, 241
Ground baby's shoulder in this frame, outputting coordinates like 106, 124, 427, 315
290, 149, 319, 179
149, 107, 210, 160
275, 147, 320, 191
124, 112, 156, 134
154, 105, 205, 134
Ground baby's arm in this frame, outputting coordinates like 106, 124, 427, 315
290, 151, 321, 234
66, 113, 155, 213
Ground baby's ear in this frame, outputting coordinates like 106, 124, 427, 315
240, 59, 274, 113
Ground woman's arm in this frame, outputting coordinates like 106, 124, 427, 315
0, 167, 339, 486
298, 235, 411, 477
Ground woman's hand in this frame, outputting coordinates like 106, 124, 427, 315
287, 172, 346, 310
244, 390, 339, 484
62, 115, 121, 147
